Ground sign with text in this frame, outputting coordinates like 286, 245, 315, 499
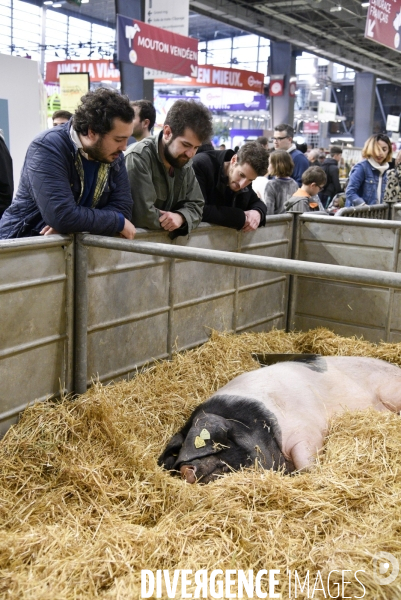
117, 14, 198, 77
144, 0, 189, 79
46, 60, 120, 83
387, 114, 400, 131
303, 121, 320, 134
318, 100, 337, 122
59, 72, 89, 112
364, 0, 401, 53
155, 65, 264, 93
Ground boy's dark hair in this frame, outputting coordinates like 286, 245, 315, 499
131, 99, 156, 131
237, 141, 269, 176
73, 88, 135, 136
165, 100, 213, 143
330, 145, 343, 156
269, 149, 294, 178
52, 110, 73, 121
302, 166, 327, 186
256, 136, 268, 146
274, 123, 294, 139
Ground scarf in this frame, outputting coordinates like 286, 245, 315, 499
70, 126, 111, 207
368, 158, 389, 203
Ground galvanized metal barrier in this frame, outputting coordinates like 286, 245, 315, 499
291, 214, 401, 343
336, 202, 391, 219
75, 217, 293, 391
392, 203, 401, 221
0, 235, 74, 436
75, 222, 401, 394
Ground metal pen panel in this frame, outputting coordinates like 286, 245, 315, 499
291, 216, 401, 342
0, 236, 73, 436
238, 216, 292, 332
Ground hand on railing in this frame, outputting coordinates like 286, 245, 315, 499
120, 219, 136, 239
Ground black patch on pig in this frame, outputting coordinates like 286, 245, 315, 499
253, 353, 327, 373
158, 395, 295, 483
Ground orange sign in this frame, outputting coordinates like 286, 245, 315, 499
156, 65, 264, 93
45, 60, 120, 83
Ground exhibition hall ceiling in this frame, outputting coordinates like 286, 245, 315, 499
27, 0, 401, 85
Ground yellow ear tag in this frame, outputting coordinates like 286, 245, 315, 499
194, 436, 206, 449
200, 429, 210, 440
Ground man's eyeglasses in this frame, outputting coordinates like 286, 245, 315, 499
272, 136, 289, 141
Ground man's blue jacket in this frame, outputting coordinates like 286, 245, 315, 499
0, 121, 133, 238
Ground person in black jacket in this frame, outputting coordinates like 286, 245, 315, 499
0, 132, 13, 218
192, 142, 268, 232
319, 146, 343, 208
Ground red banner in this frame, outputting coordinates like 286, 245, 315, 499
45, 60, 120, 83
117, 15, 198, 77
155, 65, 264, 93
365, 0, 401, 53
269, 75, 284, 97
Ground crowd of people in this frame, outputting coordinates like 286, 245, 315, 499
0, 88, 399, 241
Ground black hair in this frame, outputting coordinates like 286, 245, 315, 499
274, 123, 294, 139
165, 100, 213, 143
131, 99, 156, 131
237, 141, 269, 176
52, 110, 73, 120
73, 87, 135, 136
302, 166, 327, 186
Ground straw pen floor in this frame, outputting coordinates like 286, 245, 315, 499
1, 328, 401, 599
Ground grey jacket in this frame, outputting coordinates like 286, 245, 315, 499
125, 133, 204, 238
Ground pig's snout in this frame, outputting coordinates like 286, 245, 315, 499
180, 464, 197, 484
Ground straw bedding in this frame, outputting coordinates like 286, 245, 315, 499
1, 328, 401, 599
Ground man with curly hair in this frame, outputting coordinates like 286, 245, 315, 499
125, 99, 212, 238
0, 88, 136, 239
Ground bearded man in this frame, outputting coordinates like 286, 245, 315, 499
125, 99, 212, 238
192, 142, 268, 231
0, 88, 136, 239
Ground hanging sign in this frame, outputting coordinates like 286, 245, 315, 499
46, 60, 120, 83
155, 65, 264, 93
386, 114, 400, 132
144, 0, 189, 79
365, 0, 401, 53
59, 72, 89, 113
116, 14, 198, 77
269, 75, 284, 97
318, 101, 337, 122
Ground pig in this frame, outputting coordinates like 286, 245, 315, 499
158, 355, 401, 484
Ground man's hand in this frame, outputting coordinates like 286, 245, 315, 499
159, 210, 185, 232
120, 218, 136, 239
40, 225, 59, 236
242, 210, 261, 232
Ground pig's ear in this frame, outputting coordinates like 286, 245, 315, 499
158, 432, 186, 470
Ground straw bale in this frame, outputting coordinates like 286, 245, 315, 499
0, 328, 401, 599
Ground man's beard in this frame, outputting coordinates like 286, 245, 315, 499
163, 139, 190, 169
227, 162, 240, 192
82, 138, 116, 163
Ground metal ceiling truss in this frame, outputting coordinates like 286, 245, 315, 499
189, 0, 401, 85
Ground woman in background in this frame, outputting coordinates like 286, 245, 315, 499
264, 150, 298, 215
345, 133, 392, 206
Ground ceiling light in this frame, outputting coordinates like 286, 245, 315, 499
43, 1, 53, 4
52, 2, 62, 6
81, 0, 89, 3
330, 5, 342, 11
361, 2, 370, 6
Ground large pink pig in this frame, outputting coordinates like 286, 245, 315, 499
158, 356, 401, 483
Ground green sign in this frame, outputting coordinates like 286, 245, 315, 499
66, 0, 82, 6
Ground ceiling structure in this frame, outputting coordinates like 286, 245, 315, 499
26, 0, 401, 85
190, 0, 401, 85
